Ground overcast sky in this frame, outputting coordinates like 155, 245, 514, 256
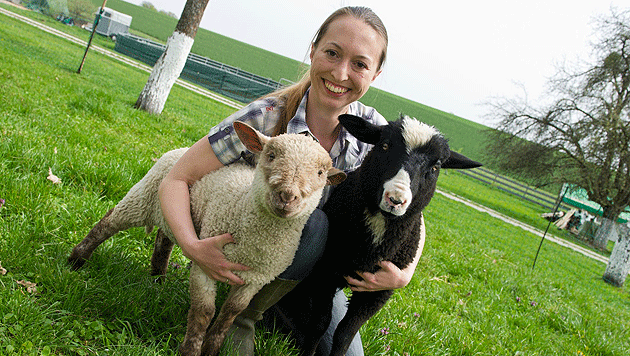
124, 0, 624, 126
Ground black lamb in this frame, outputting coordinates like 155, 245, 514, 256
280, 114, 482, 356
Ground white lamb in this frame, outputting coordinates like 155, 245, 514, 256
68, 121, 346, 356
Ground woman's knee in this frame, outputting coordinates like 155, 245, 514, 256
279, 209, 328, 280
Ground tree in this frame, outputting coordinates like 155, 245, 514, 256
134, 0, 210, 114
67, 0, 94, 22
141, 2, 156, 11
485, 8, 630, 285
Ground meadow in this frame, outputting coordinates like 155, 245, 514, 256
1, 4, 630, 356
87, 0, 489, 161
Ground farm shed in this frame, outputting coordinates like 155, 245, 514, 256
95, 7, 132, 38
562, 184, 629, 224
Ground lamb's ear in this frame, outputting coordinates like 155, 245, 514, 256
326, 168, 346, 186
442, 151, 482, 169
233, 121, 270, 154
338, 114, 383, 145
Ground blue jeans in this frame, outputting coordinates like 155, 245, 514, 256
278, 209, 364, 356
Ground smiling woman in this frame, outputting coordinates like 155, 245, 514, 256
153, 5, 413, 355
307, 15, 386, 115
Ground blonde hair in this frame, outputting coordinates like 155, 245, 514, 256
269, 6, 388, 136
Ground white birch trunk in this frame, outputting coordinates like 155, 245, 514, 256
603, 224, 630, 287
134, 31, 194, 115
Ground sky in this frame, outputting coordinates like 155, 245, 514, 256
124, 0, 625, 126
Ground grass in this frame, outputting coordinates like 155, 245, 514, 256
1, 6, 630, 356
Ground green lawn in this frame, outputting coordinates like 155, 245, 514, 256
1, 6, 629, 356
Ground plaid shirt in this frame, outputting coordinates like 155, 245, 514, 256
207, 90, 387, 204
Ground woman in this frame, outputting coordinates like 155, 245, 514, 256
158, 6, 424, 355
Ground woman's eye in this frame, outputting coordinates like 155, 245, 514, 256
355, 61, 368, 70
325, 49, 338, 58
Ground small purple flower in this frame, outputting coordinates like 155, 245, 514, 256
0, 198, 4, 209
384, 345, 391, 351
516, 296, 521, 303
530, 301, 538, 307
413, 312, 420, 318
380, 327, 390, 335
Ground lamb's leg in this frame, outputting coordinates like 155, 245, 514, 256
68, 208, 129, 269
329, 290, 394, 356
200, 283, 263, 356
150, 228, 175, 277
179, 264, 218, 356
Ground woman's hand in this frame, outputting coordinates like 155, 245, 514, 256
181, 233, 250, 285
345, 261, 412, 292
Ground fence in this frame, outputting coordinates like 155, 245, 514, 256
114, 34, 282, 103
457, 167, 571, 212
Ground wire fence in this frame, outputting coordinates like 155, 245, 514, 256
114, 34, 283, 103
457, 167, 571, 212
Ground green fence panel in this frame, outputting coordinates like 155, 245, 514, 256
114, 34, 281, 103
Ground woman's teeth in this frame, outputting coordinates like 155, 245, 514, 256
324, 80, 348, 94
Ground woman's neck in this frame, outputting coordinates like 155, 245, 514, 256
305, 93, 348, 152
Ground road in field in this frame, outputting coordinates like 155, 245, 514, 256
437, 190, 609, 264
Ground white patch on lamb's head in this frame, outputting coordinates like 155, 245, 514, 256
379, 167, 413, 216
402, 116, 438, 152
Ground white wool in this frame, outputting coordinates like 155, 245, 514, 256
106, 135, 331, 288
402, 116, 438, 152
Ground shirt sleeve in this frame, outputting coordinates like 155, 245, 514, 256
207, 99, 278, 165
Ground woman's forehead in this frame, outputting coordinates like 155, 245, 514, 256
318, 16, 385, 61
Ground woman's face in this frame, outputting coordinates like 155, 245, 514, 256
309, 15, 385, 112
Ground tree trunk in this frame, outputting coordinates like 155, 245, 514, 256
134, 0, 210, 114
592, 218, 616, 250
592, 206, 624, 250
603, 224, 630, 287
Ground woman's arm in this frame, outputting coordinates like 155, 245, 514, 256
158, 136, 249, 284
345, 214, 426, 292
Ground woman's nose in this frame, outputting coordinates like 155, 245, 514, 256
331, 60, 350, 82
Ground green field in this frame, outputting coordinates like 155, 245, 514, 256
84, 0, 490, 162
1, 5, 630, 355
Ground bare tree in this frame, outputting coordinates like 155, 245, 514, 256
134, 0, 209, 114
485, 8, 630, 285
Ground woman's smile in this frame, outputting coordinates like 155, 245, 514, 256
323, 79, 350, 95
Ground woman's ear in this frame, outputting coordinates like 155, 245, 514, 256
371, 68, 382, 83
310, 43, 315, 62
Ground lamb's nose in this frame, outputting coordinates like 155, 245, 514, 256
280, 191, 297, 204
389, 197, 403, 205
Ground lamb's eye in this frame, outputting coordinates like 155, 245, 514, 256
382, 143, 389, 150
268, 152, 275, 162
432, 166, 438, 172
318, 170, 324, 176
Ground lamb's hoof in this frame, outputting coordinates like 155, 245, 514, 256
67, 255, 87, 270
